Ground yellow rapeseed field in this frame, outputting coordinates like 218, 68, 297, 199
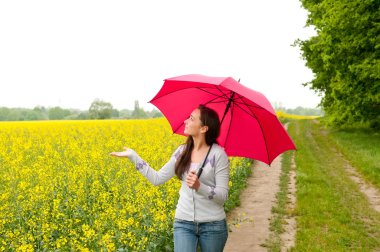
0, 118, 250, 251
276, 111, 320, 120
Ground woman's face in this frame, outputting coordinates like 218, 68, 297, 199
184, 108, 206, 136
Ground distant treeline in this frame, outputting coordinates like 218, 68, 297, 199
0, 100, 162, 121
277, 106, 323, 116
0, 99, 322, 121
272, 102, 323, 116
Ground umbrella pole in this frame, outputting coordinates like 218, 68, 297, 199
220, 92, 235, 125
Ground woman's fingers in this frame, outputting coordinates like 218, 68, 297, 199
186, 170, 196, 180
189, 170, 197, 177
110, 147, 131, 158
186, 170, 199, 188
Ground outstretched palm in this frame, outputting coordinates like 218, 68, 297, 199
110, 147, 132, 158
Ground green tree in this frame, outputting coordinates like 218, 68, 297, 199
285, 106, 323, 116
131, 100, 148, 119
32, 106, 48, 120
119, 109, 132, 119
26, 110, 43, 120
111, 109, 119, 118
76, 112, 89, 120
89, 99, 113, 119
296, 0, 380, 128
148, 108, 163, 118
7, 109, 22, 121
0, 107, 10, 120
48, 107, 71, 120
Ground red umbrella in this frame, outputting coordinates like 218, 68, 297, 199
149, 74, 296, 165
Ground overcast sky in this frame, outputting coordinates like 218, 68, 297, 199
0, 0, 319, 111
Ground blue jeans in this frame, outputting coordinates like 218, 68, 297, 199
174, 218, 228, 252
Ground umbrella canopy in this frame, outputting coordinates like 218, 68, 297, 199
149, 74, 296, 165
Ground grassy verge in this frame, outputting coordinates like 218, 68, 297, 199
224, 158, 253, 213
290, 119, 380, 251
265, 149, 293, 251
328, 127, 380, 189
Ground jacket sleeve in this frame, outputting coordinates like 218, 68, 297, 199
197, 149, 229, 205
127, 145, 183, 186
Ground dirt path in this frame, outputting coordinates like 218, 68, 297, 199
224, 155, 283, 252
224, 119, 380, 251
224, 123, 297, 252
338, 152, 380, 212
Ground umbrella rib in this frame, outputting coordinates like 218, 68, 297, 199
198, 86, 232, 102
237, 95, 272, 164
150, 84, 232, 104
232, 95, 271, 118
196, 86, 231, 101
211, 86, 269, 112
207, 99, 230, 105
234, 104, 257, 118
162, 87, 264, 128
212, 88, 270, 113
203, 96, 228, 106
215, 86, 232, 100
232, 97, 258, 118
149, 85, 218, 102
231, 99, 268, 111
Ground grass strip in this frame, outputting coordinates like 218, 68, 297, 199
290, 119, 380, 251
328, 127, 380, 189
265, 146, 293, 251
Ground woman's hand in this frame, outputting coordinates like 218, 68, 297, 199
110, 147, 133, 158
186, 170, 200, 190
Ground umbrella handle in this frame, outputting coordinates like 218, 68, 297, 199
197, 167, 204, 178
196, 145, 212, 179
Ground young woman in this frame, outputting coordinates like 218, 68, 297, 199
111, 104, 229, 252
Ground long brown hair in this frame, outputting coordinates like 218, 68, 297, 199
174, 105, 220, 179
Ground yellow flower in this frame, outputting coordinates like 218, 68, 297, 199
0, 119, 250, 251
82, 224, 95, 239
16, 244, 33, 252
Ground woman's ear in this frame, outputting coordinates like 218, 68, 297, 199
200, 125, 208, 134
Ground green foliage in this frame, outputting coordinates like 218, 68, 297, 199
0, 100, 162, 121
111, 109, 119, 118
224, 158, 253, 213
297, 0, 380, 128
148, 109, 163, 118
275, 106, 323, 116
0, 107, 10, 120
288, 106, 323, 116
33, 106, 49, 120
89, 99, 113, 119
131, 100, 148, 119
0, 107, 47, 121
48, 106, 71, 120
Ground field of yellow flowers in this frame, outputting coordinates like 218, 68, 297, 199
276, 111, 320, 121
0, 118, 251, 251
